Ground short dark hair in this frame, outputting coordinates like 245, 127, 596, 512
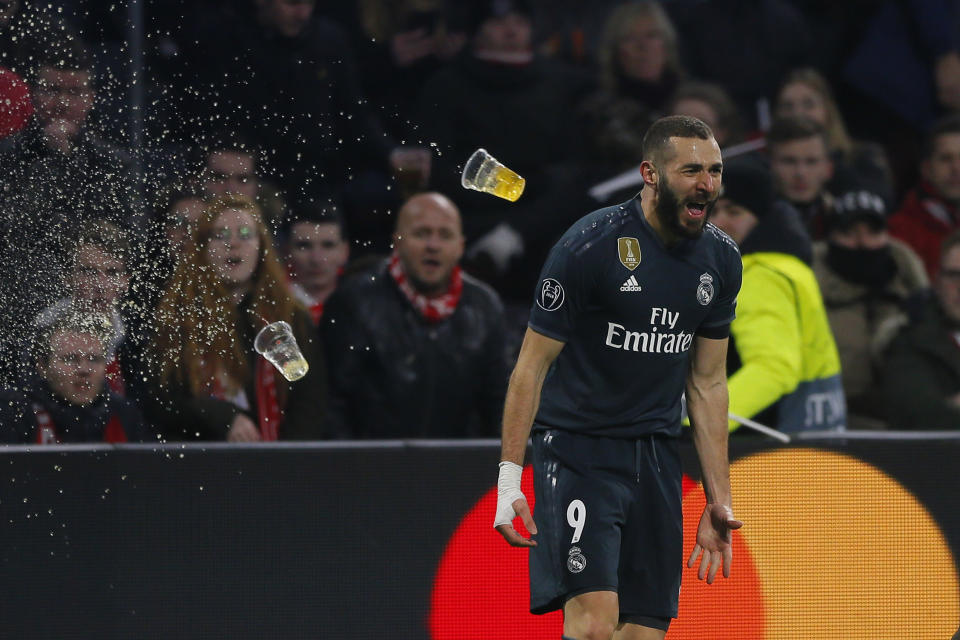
767, 116, 829, 152
922, 114, 960, 160
153, 181, 204, 222
642, 115, 713, 166
280, 197, 346, 244
191, 129, 260, 174
667, 81, 744, 145
73, 219, 130, 269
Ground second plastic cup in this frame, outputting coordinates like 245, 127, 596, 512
254, 321, 309, 382
461, 148, 526, 202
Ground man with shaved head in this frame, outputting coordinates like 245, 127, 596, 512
321, 192, 510, 438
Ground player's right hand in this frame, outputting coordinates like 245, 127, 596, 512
493, 461, 538, 547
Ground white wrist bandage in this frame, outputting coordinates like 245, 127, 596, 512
494, 461, 526, 528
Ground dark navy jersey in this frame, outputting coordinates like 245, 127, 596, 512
528, 198, 742, 438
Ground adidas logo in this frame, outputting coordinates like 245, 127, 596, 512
620, 275, 642, 292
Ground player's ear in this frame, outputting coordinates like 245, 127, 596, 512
640, 161, 658, 188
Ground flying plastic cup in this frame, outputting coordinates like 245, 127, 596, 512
461, 148, 526, 202
254, 321, 309, 382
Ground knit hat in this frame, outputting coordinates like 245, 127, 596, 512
718, 157, 774, 218
828, 189, 887, 230
0, 67, 33, 140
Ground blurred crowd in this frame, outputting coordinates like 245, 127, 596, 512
3, 0, 960, 444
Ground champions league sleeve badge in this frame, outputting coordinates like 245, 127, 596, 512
536, 278, 565, 311
697, 273, 714, 306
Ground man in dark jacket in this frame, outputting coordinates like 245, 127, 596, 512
416, 0, 594, 300
0, 34, 136, 224
882, 229, 960, 429
0, 314, 151, 444
182, 0, 407, 231
0, 37, 138, 383
322, 192, 510, 438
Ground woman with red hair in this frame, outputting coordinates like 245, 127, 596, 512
146, 195, 328, 441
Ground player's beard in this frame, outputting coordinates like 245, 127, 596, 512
654, 175, 713, 240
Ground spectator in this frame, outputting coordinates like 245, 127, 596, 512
126, 184, 206, 329
29, 221, 137, 398
0, 35, 139, 357
281, 198, 349, 325
343, 0, 467, 141
888, 115, 960, 280
417, 0, 593, 300
531, 0, 628, 66
881, 230, 960, 429
146, 195, 328, 442
0, 0, 80, 82
0, 313, 151, 444
182, 0, 411, 247
767, 116, 835, 239
0, 34, 136, 223
160, 188, 206, 255
669, 0, 813, 127
667, 81, 746, 149
774, 68, 893, 205
194, 130, 287, 233
812, 189, 929, 428
841, 0, 960, 133
582, 1, 683, 177
0, 67, 32, 141
709, 158, 846, 432
322, 192, 510, 438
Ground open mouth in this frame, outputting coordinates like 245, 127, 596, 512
686, 201, 707, 218
422, 258, 441, 268
226, 257, 243, 267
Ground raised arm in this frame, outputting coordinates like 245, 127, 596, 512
685, 334, 742, 583
495, 327, 565, 547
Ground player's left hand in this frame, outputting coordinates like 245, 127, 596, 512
687, 503, 742, 584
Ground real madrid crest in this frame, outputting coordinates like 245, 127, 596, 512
567, 546, 587, 573
696, 273, 714, 306
617, 237, 641, 270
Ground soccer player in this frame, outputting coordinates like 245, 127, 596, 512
494, 116, 743, 640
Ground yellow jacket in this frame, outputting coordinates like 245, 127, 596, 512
728, 252, 845, 432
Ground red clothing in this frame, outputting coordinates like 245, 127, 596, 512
289, 282, 325, 325
888, 183, 960, 279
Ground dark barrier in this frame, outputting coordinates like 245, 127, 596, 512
1, 437, 959, 639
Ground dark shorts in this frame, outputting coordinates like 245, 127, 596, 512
529, 427, 682, 623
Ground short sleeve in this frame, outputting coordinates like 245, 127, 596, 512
699, 248, 742, 332
527, 243, 594, 342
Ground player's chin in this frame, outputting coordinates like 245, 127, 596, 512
679, 217, 707, 238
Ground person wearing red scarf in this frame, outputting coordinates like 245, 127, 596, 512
282, 199, 349, 325
0, 317, 150, 444
889, 115, 960, 280
322, 192, 510, 438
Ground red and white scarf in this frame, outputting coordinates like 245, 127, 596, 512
33, 403, 128, 444
388, 252, 463, 323
289, 282, 324, 325
209, 358, 283, 441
